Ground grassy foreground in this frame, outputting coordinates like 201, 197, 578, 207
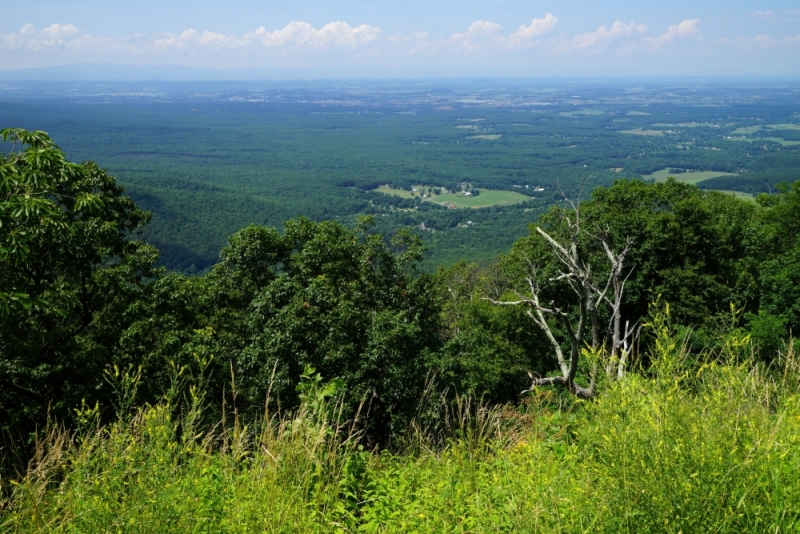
3, 328, 800, 532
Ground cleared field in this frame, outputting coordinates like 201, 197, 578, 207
727, 136, 800, 147
764, 137, 800, 146
627, 111, 651, 116
374, 185, 530, 208
653, 122, 727, 128
643, 168, 737, 184
733, 126, 761, 134
433, 189, 530, 208
374, 185, 416, 198
468, 134, 502, 140
560, 109, 606, 117
767, 123, 800, 131
621, 129, 665, 136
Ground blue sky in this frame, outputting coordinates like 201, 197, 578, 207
1, 0, 799, 77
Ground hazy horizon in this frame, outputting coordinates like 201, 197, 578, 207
1, 0, 799, 78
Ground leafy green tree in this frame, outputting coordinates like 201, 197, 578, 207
0, 129, 157, 438
582, 179, 767, 328
187, 218, 440, 445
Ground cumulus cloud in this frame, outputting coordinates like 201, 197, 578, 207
153, 21, 380, 51
446, 20, 505, 51
242, 21, 380, 50
435, 14, 556, 53
3, 23, 88, 50
571, 21, 647, 49
507, 14, 558, 47
3, 20, 380, 56
647, 19, 700, 48
153, 29, 238, 50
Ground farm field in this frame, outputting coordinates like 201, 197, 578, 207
560, 109, 606, 116
374, 185, 531, 208
644, 168, 738, 184
374, 185, 416, 199
621, 128, 665, 136
733, 126, 762, 134
726, 136, 800, 147
432, 189, 531, 208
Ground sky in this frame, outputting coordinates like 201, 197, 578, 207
1, 0, 799, 78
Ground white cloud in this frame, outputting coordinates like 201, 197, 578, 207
446, 20, 504, 51
152, 21, 380, 52
243, 21, 380, 49
647, 19, 700, 48
571, 21, 647, 49
3, 23, 88, 51
507, 14, 558, 47
437, 14, 556, 53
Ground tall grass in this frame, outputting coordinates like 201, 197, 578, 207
3, 326, 800, 532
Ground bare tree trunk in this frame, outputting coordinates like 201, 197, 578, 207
487, 208, 635, 399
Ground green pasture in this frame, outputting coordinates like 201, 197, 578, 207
627, 110, 651, 116
653, 122, 725, 128
560, 109, 606, 117
432, 189, 530, 208
621, 128, 665, 136
733, 126, 762, 134
375, 186, 417, 199
643, 168, 738, 184
764, 137, 800, 146
727, 136, 800, 147
767, 123, 800, 131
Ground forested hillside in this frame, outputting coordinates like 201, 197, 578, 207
2, 80, 798, 272
3, 126, 800, 530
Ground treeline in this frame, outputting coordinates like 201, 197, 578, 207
2, 128, 800, 461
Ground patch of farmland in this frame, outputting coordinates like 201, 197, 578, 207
621, 128, 665, 136
374, 185, 530, 208
733, 126, 762, 134
467, 134, 502, 140
433, 189, 530, 208
374, 186, 416, 199
643, 168, 738, 185
560, 109, 606, 117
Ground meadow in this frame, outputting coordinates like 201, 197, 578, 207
4, 326, 800, 533
643, 168, 739, 184
433, 189, 529, 208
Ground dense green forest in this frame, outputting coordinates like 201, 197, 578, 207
1, 80, 798, 272
3, 124, 800, 531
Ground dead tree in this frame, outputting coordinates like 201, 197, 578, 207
487, 206, 635, 399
